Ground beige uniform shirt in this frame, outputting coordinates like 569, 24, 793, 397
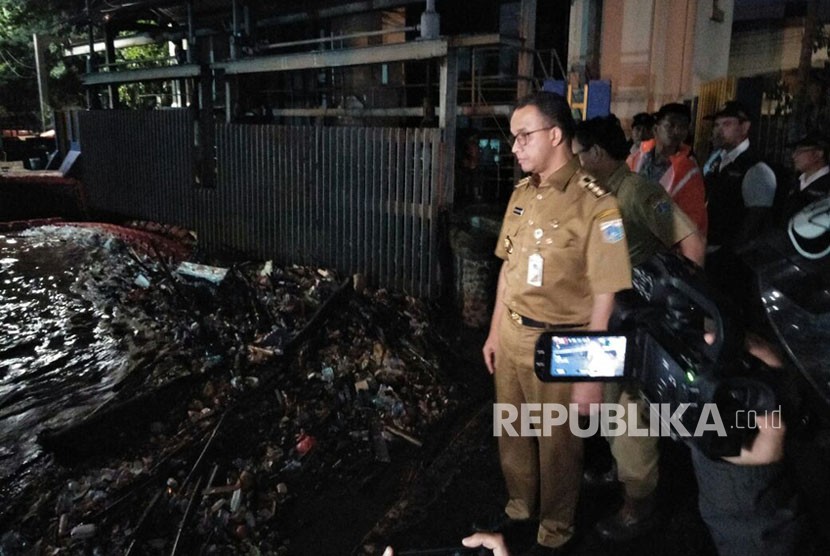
495, 158, 632, 325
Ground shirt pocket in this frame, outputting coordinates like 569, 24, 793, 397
538, 219, 576, 250
501, 215, 524, 256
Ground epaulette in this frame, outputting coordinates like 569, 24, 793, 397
579, 174, 609, 198
515, 176, 533, 189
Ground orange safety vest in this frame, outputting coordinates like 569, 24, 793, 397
627, 139, 708, 236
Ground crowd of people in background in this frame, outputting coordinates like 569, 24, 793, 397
471, 91, 821, 556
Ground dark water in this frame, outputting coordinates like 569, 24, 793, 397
0, 226, 135, 486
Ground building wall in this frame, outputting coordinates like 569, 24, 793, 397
728, 22, 830, 79
692, 0, 733, 86
570, 0, 734, 127
594, 0, 654, 121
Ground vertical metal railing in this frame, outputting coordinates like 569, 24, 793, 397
77, 110, 444, 297
694, 78, 736, 160
78, 109, 195, 226
206, 123, 443, 297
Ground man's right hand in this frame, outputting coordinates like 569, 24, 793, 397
482, 332, 499, 374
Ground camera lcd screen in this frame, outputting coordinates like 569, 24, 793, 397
542, 334, 628, 380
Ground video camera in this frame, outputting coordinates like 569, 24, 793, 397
533, 252, 779, 458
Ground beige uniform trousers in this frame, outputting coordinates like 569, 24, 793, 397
603, 383, 660, 500
494, 312, 582, 548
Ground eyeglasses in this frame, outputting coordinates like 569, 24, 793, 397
509, 126, 553, 147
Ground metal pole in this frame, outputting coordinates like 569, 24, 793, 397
186, 0, 194, 64
104, 21, 120, 108
33, 34, 50, 130
230, 0, 239, 60
517, 0, 536, 98
85, 0, 100, 109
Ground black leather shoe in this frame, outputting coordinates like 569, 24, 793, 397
519, 542, 573, 556
471, 510, 516, 532
595, 502, 657, 542
582, 462, 617, 487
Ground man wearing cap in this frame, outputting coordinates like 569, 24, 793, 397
481, 92, 632, 555
703, 100, 777, 253
628, 103, 708, 236
782, 134, 830, 220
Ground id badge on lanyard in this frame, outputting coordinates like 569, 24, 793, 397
527, 252, 543, 287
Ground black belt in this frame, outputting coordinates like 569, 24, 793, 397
508, 310, 586, 330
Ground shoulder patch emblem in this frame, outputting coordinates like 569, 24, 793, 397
600, 219, 625, 243
647, 194, 671, 214
653, 199, 672, 214
579, 174, 609, 198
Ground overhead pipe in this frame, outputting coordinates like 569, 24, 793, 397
262, 26, 419, 51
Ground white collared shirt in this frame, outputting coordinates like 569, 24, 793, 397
799, 165, 830, 191
706, 138, 777, 208
719, 138, 751, 170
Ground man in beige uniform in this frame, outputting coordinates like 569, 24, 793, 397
573, 115, 705, 541
482, 92, 632, 555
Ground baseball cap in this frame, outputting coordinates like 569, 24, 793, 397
704, 100, 751, 122
786, 133, 830, 154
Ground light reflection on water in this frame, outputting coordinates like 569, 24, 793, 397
0, 226, 134, 486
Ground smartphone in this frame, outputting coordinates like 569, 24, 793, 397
534, 332, 630, 381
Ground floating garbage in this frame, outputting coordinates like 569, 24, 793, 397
0, 223, 467, 555
69, 523, 97, 540
175, 261, 229, 284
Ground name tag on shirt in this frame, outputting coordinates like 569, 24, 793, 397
527, 253, 543, 287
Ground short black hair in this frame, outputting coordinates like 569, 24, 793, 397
654, 102, 691, 123
574, 115, 630, 161
514, 91, 576, 140
632, 112, 655, 128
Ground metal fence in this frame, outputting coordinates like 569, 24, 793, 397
79, 109, 195, 226
694, 77, 736, 160
78, 109, 444, 297
756, 113, 793, 168
694, 80, 794, 171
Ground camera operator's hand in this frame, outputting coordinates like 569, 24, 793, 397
704, 331, 787, 465
722, 413, 786, 465
381, 533, 511, 556
462, 532, 511, 556
745, 332, 784, 369
571, 382, 603, 415
703, 331, 784, 369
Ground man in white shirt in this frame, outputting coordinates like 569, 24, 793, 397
781, 134, 830, 220
703, 101, 778, 252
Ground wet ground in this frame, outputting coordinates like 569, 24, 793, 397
373, 328, 720, 556
1, 223, 828, 556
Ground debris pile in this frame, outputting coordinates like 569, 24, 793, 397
0, 223, 468, 555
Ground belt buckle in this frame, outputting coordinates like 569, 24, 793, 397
509, 311, 522, 324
